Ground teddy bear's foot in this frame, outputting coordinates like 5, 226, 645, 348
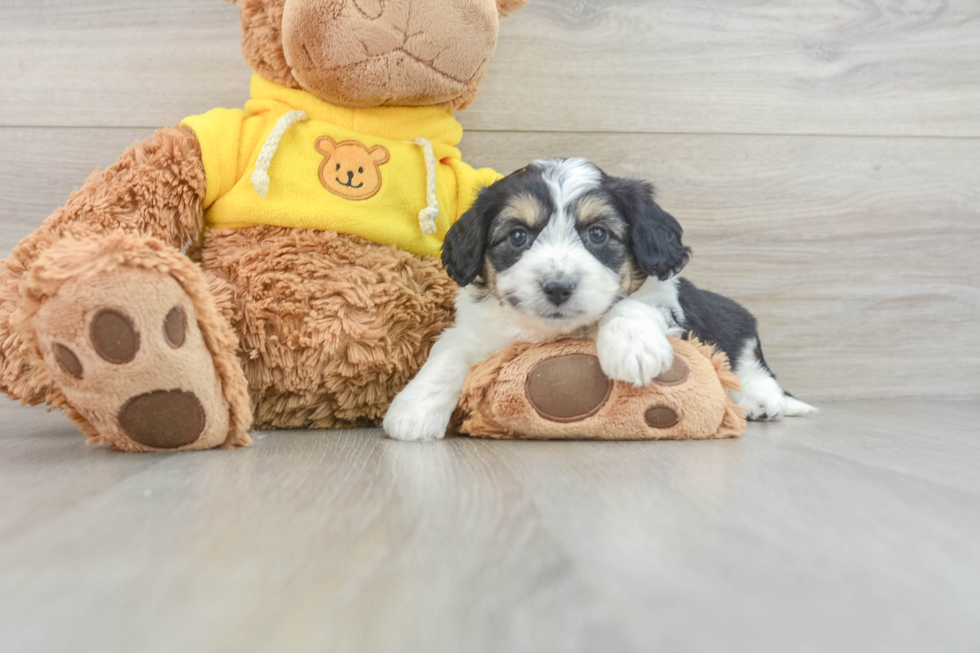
18, 234, 252, 452
453, 337, 747, 441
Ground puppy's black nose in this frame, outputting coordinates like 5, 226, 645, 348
347, 171, 355, 181
543, 281, 575, 306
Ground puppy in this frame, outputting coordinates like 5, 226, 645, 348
383, 158, 815, 441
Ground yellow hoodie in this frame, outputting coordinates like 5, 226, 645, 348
182, 75, 502, 258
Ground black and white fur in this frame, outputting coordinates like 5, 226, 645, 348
383, 158, 815, 441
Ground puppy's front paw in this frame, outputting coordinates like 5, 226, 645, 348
597, 305, 674, 387
383, 384, 454, 442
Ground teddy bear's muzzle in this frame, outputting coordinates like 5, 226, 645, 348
281, 0, 499, 107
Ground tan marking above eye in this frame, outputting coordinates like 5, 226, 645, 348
574, 195, 615, 225
504, 194, 548, 227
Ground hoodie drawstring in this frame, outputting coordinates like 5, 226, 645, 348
410, 137, 439, 236
251, 110, 309, 198
250, 113, 440, 237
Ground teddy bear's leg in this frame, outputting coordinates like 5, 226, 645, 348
455, 338, 747, 441
16, 233, 251, 451
199, 225, 457, 430
0, 125, 206, 406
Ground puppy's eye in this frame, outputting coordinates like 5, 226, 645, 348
588, 227, 608, 244
509, 229, 529, 248
336, 164, 341, 171
358, 167, 364, 174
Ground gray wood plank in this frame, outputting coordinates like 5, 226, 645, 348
461, 131, 980, 401
0, 399, 978, 653
770, 398, 980, 496
489, 402, 980, 652
471, 0, 980, 136
0, 0, 251, 129
0, 127, 157, 255
3, 127, 977, 401
0, 406, 166, 541
1, 0, 979, 136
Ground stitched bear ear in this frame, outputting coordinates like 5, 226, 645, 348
232, 0, 301, 90
315, 136, 338, 157
497, 0, 530, 17
368, 146, 390, 165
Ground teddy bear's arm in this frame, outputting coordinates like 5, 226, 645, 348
8, 125, 206, 262
0, 125, 207, 403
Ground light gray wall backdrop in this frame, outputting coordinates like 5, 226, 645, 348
2, 0, 978, 402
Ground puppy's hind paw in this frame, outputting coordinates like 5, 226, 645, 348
738, 387, 818, 422
739, 392, 786, 422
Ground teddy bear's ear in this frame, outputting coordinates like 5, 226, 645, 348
497, 0, 530, 16
234, 0, 301, 90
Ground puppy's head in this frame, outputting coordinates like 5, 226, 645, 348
443, 158, 690, 330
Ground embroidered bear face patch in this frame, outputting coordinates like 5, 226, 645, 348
315, 137, 390, 200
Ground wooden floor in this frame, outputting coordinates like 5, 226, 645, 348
1, 399, 978, 653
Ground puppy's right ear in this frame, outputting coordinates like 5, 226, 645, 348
443, 188, 497, 287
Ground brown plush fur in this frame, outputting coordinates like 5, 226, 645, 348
0, 0, 527, 450
232, 0, 519, 110
197, 226, 456, 429
0, 125, 205, 405
453, 337, 747, 441
15, 233, 252, 451
234, 0, 301, 90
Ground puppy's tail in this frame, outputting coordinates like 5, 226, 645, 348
783, 393, 818, 417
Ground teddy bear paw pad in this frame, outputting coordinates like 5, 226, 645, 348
90, 308, 139, 363
644, 405, 680, 429
526, 354, 613, 422
32, 268, 231, 452
118, 390, 206, 449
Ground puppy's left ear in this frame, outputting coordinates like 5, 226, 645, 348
442, 187, 497, 287
607, 177, 691, 281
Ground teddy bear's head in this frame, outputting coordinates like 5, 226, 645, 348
231, 0, 529, 109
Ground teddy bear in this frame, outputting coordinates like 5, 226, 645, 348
0, 0, 532, 452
